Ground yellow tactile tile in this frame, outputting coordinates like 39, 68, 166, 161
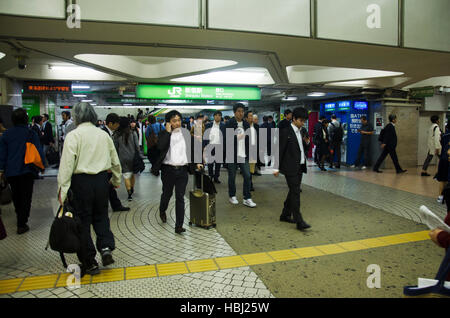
291, 247, 325, 258
214, 255, 247, 269
398, 231, 430, 242
315, 244, 348, 255
377, 234, 411, 245
0, 278, 24, 294
357, 238, 391, 248
91, 268, 125, 284
241, 253, 275, 266
186, 259, 219, 273
125, 265, 157, 280
17, 274, 59, 292
268, 249, 301, 262
337, 241, 368, 251
157, 262, 188, 276
55, 273, 91, 288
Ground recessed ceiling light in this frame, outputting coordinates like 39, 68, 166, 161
72, 84, 90, 89
282, 96, 298, 101
81, 99, 93, 102
0, 52, 5, 60
307, 92, 326, 97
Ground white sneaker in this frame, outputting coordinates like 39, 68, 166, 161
437, 196, 444, 204
243, 199, 257, 208
350, 165, 356, 168
229, 197, 239, 205
361, 166, 367, 170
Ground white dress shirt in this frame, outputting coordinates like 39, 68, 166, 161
237, 121, 246, 158
291, 123, 306, 165
209, 121, 221, 145
163, 129, 188, 166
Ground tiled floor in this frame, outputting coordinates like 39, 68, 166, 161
0, 160, 447, 298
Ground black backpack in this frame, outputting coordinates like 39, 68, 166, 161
331, 122, 344, 142
46, 191, 82, 268
46, 146, 60, 166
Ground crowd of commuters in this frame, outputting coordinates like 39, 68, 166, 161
1, 101, 449, 278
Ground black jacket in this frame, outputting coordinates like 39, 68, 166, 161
151, 129, 199, 176
278, 119, 291, 130
381, 123, 397, 150
277, 125, 308, 176
41, 121, 55, 145
223, 117, 250, 163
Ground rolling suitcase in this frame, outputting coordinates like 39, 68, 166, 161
189, 170, 216, 229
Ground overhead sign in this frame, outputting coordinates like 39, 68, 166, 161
24, 81, 71, 93
353, 101, 368, 110
338, 100, 351, 111
410, 86, 434, 98
136, 84, 261, 100
324, 102, 336, 112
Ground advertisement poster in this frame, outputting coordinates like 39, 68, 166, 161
374, 112, 383, 134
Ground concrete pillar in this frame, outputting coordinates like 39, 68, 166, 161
383, 104, 420, 169
0, 77, 22, 108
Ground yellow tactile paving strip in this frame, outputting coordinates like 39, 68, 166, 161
0, 230, 431, 295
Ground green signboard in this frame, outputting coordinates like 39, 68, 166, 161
22, 96, 40, 123
410, 86, 434, 98
136, 85, 261, 100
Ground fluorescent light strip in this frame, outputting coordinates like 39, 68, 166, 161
73, 94, 87, 97
307, 92, 326, 97
72, 85, 90, 89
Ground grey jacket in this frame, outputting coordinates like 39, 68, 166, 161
113, 131, 139, 173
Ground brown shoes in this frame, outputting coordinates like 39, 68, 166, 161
160, 212, 167, 223
175, 227, 186, 234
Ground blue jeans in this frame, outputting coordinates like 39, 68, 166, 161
227, 160, 251, 200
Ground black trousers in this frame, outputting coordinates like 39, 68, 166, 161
160, 165, 189, 228
208, 148, 221, 181
373, 147, 402, 172
7, 173, 34, 228
107, 172, 122, 210
70, 172, 115, 267
281, 170, 305, 224
354, 143, 371, 167
422, 152, 434, 171
330, 142, 341, 167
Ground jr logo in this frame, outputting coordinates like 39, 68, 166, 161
366, 4, 381, 29
168, 87, 183, 98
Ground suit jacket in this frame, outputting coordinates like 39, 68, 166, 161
381, 123, 397, 150
278, 119, 291, 130
41, 121, 55, 145
277, 124, 308, 176
151, 129, 199, 176
223, 117, 250, 162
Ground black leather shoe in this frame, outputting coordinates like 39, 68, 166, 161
80, 263, 100, 277
113, 206, 130, 212
175, 227, 186, 234
421, 172, 430, 176
297, 221, 311, 231
160, 213, 167, 223
17, 225, 30, 235
373, 169, 383, 173
214, 179, 221, 184
280, 216, 296, 224
101, 248, 115, 267
397, 169, 407, 174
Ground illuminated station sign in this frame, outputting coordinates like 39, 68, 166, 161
23, 81, 72, 93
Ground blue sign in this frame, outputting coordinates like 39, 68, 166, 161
338, 101, 351, 110
354, 101, 368, 110
324, 102, 336, 112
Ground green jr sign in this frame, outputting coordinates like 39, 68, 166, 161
136, 85, 261, 100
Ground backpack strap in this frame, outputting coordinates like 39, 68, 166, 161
60, 252, 68, 268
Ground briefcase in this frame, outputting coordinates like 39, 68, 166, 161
189, 170, 216, 229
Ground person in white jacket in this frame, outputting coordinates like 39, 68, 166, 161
421, 115, 442, 177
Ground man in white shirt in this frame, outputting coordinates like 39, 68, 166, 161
245, 110, 258, 192
274, 107, 311, 231
57, 102, 122, 276
152, 110, 203, 234
224, 103, 256, 208
205, 111, 225, 183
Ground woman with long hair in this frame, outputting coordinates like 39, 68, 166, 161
113, 117, 139, 201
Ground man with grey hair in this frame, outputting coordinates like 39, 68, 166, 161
58, 102, 122, 276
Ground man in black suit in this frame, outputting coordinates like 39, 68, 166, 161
313, 116, 325, 165
278, 109, 292, 130
373, 114, 407, 174
103, 113, 130, 212
204, 110, 225, 183
41, 114, 55, 167
274, 107, 311, 231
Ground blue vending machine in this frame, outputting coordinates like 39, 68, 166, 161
320, 100, 369, 165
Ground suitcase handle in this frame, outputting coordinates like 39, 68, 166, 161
193, 167, 205, 193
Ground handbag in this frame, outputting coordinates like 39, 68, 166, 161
0, 175, 12, 205
25, 130, 44, 170
46, 145, 60, 166
46, 192, 82, 268
133, 150, 145, 174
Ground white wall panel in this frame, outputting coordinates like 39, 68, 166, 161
0, 0, 65, 18
317, 0, 398, 46
208, 0, 310, 37
78, 0, 199, 27
404, 0, 450, 52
